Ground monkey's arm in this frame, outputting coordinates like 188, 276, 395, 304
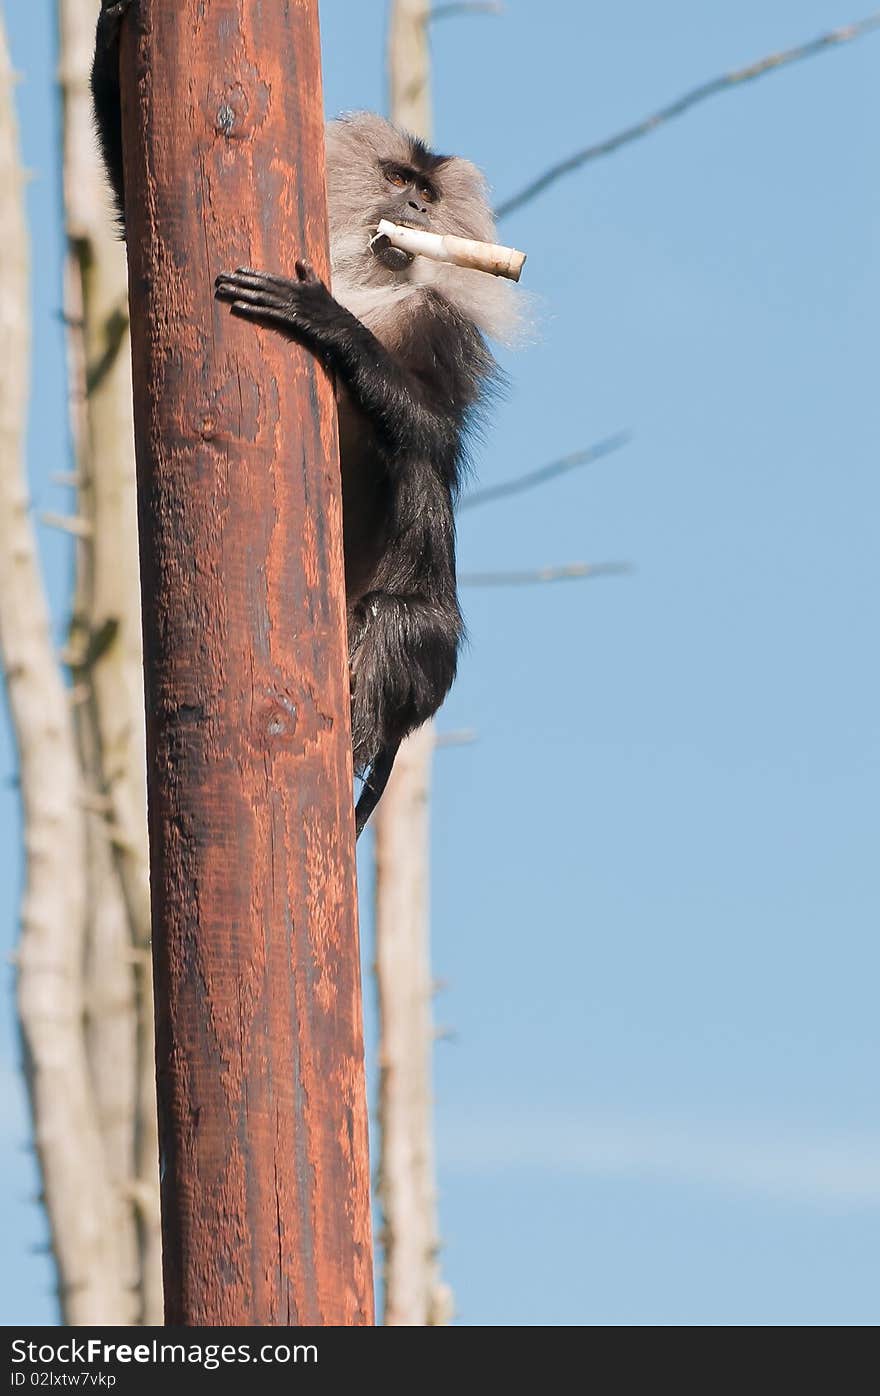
90, 0, 134, 224
214, 265, 465, 471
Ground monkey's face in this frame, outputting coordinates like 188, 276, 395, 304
325, 115, 498, 282
326, 115, 520, 345
370, 159, 440, 271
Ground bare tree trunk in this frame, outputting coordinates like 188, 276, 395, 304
375, 724, 452, 1325
0, 15, 129, 1325
377, 0, 451, 1328
57, 0, 161, 1323
388, 0, 432, 138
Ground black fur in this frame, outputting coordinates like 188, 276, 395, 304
406, 136, 450, 177
91, 1, 131, 225
91, 7, 499, 833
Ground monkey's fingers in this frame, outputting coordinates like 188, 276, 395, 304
215, 282, 291, 312
227, 302, 302, 334
214, 272, 280, 297
232, 264, 320, 289
217, 268, 303, 295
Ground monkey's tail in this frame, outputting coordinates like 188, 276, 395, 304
355, 740, 401, 839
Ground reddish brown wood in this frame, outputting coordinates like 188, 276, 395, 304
119, 0, 373, 1325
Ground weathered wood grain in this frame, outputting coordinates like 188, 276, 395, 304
120, 0, 373, 1325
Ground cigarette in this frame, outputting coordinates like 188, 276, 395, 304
373, 219, 527, 282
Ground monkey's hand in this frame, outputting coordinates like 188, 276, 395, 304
216, 264, 450, 462
214, 264, 344, 356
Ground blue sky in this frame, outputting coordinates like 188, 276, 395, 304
3, 1, 879, 1325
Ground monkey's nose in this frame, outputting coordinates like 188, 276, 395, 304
407, 198, 429, 217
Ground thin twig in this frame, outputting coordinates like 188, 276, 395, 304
496, 11, 880, 218
41, 511, 93, 537
434, 728, 478, 748
460, 431, 630, 511
431, 3, 503, 21
460, 561, 633, 586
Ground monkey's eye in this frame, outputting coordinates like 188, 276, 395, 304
384, 167, 408, 189
419, 183, 437, 204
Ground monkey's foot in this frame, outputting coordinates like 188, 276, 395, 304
214, 263, 331, 341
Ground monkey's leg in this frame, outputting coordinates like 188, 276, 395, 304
91, 0, 137, 224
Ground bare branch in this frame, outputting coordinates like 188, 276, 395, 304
434, 728, 478, 748
496, 11, 880, 219
460, 561, 633, 586
431, 3, 504, 20
41, 511, 93, 537
460, 431, 630, 511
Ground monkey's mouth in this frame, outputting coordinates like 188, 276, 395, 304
370, 220, 424, 271
373, 241, 413, 271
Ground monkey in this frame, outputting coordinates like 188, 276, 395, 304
91, 0, 519, 834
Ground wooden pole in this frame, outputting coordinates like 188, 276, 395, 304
119, 0, 373, 1325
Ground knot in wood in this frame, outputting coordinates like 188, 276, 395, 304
261, 693, 297, 741
216, 103, 235, 136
